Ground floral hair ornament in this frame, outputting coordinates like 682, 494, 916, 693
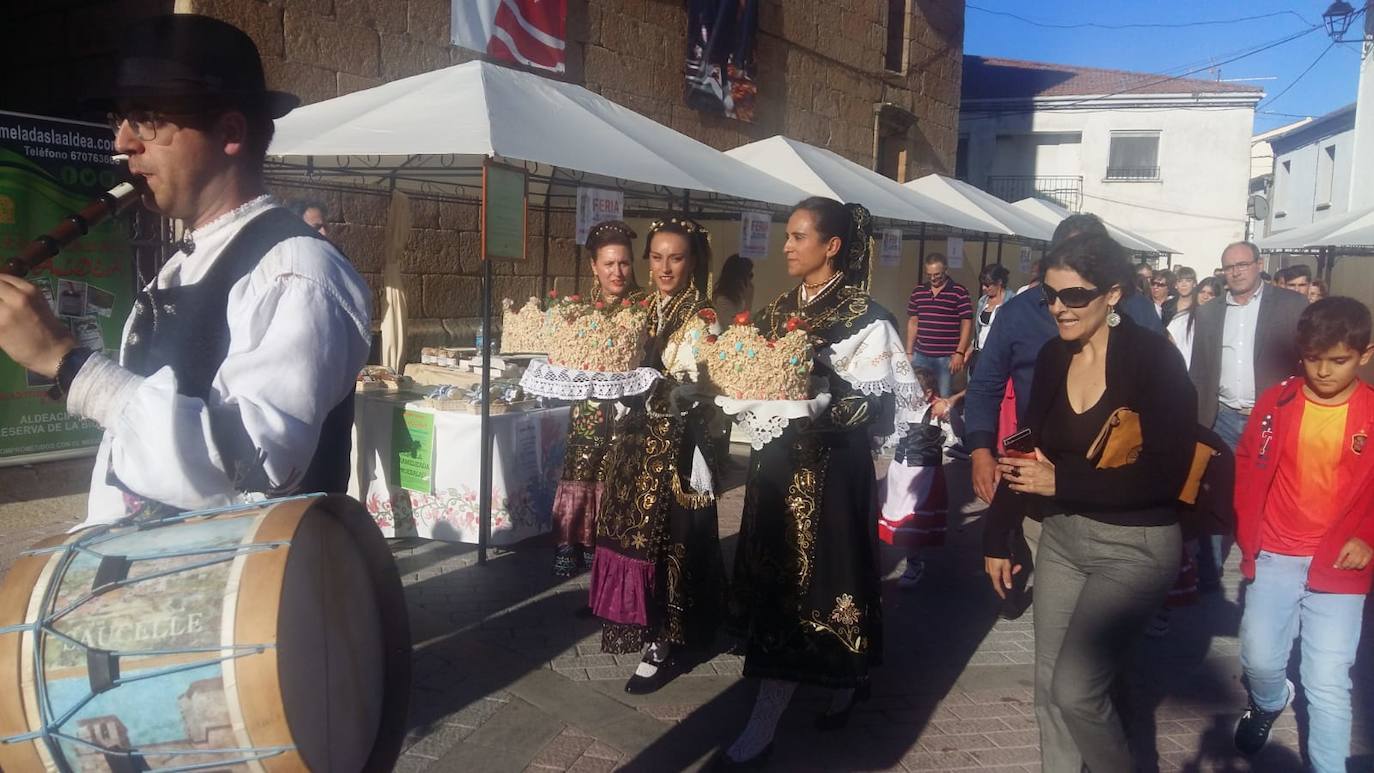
647, 216, 711, 239
587, 220, 638, 241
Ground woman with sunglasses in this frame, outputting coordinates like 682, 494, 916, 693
971, 264, 1011, 376
981, 234, 1197, 772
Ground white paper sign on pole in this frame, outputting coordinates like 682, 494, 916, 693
879, 228, 902, 267
739, 211, 771, 259
1019, 246, 1033, 274
575, 187, 624, 245
946, 237, 964, 268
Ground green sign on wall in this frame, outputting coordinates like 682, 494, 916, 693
0, 112, 134, 464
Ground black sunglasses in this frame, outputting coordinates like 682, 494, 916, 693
1041, 284, 1106, 309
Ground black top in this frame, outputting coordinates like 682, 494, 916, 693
1039, 387, 1114, 462
982, 315, 1199, 558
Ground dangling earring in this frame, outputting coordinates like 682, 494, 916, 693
1106, 305, 1121, 327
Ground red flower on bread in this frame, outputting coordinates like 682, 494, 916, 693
733, 311, 751, 326
785, 316, 808, 332
594, 301, 605, 309
705, 335, 718, 343
548, 289, 558, 298
569, 294, 582, 302
699, 309, 717, 321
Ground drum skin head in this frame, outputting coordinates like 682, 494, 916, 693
0, 494, 412, 773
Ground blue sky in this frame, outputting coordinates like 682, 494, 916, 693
963, 0, 1363, 133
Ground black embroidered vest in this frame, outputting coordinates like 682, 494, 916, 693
120, 206, 355, 498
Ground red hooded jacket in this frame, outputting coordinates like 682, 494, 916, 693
1235, 377, 1374, 594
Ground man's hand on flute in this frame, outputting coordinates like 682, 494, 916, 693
0, 274, 77, 378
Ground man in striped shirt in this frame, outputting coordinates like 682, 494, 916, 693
906, 253, 973, 397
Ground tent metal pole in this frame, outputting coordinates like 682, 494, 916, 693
980, 235, 989, 271
996, 236, 1004, 265
540, 171, 554, 298
478, 255, 493, 566
918, 223, 927, 265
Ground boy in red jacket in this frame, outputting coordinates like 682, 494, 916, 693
1232, 297, 1374, 772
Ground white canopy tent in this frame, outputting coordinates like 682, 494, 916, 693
268, 60, 808, 211
1011, 197, 1178, 255
1257, 205, 1374, 251
903, 175, 1055, 242
267, 61, 825, 563
724, 136, 996, 232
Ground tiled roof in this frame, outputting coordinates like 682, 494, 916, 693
963, 55, 1265, 101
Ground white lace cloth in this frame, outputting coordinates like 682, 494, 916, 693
714, 379, 833, 450
820, 319, 927, 434
520, 360, 661, 401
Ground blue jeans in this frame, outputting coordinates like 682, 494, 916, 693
912, 352, 953, 397
1240, 552, 1365, 773
1198, 404, 1250, 586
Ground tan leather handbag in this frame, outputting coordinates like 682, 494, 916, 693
1086, 407, 1214, 505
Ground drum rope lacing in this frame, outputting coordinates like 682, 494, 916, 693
0, 498, 312, 770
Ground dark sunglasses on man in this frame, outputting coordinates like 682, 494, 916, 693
1041, 284, 1106, 308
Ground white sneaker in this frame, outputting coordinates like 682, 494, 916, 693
897, 560, 925, 588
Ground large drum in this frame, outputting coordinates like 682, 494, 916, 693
0, 494, 410, 772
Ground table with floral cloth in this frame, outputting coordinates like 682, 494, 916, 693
348, 392, 570, 544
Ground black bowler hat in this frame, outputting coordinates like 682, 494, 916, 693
87, 14, 299, 118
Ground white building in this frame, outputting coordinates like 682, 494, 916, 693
1264, 103, 1356, 236
958, 56, 1263, 270
1248, 118, 1314, 239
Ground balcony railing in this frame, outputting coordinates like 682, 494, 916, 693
1104, 166, 1160, 181
985, 175, 1084, 212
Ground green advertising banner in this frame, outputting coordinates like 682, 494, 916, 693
392, 408, 435, 494
0, 112, 134, 464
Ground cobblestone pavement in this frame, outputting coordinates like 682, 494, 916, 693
3, 452, 1372, 772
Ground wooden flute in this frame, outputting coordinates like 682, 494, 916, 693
2, 173, 146, 278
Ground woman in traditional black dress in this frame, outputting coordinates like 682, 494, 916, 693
550, 220, 642, 576
720, 198, 919, 767
589, 217, 726, 694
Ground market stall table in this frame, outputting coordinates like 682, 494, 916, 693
349, 391, 570, 544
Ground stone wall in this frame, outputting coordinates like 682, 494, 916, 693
1, 0, 964, 349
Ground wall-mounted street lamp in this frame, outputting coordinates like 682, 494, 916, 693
1324, 1, 1359, 41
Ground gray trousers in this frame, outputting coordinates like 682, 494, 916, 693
1033, 514, 1181, 773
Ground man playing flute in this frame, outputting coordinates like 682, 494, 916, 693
0, 15, 370, 524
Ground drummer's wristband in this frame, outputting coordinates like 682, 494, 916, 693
51, 346, 95, 400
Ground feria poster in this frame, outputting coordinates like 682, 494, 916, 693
0, 112, 134, 464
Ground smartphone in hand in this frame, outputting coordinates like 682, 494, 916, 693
1002, 428, 1035, 459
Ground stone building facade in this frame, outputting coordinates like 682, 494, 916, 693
2, 0, 964, 347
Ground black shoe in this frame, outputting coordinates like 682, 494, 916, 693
1234, 684, 1291, 756
624, 657, 680, 695
711, 743, 773, 770
553, 546, 578, 578
814, 682, 871, 732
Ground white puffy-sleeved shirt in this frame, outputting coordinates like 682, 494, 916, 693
68, 196, 372, 526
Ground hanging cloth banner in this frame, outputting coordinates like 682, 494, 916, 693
575, 187, 624, 245
685, 0, 760, 121
452, 0, 568, 73
739, 211, 771, 259
879, 228, 903, 267
946, 237, 965, 269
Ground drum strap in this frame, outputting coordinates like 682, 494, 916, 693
86, 647, 119, 694
92, 554, 132, 594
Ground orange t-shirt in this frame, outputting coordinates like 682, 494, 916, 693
1261, 395, 1350, 556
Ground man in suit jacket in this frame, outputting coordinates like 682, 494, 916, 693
1188, 241, 1306, 590
1189, 242, 1307, 448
